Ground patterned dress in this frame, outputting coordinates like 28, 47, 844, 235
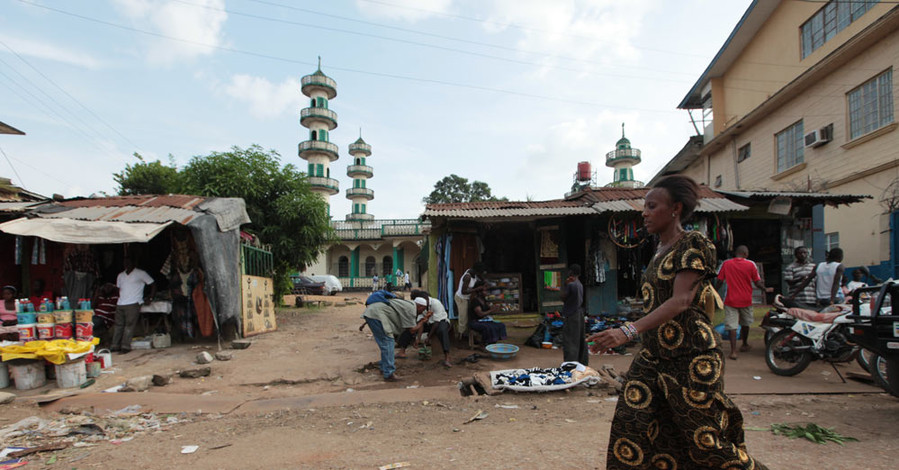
607, 231, 767, 470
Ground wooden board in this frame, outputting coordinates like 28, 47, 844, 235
241, 275, 277, 337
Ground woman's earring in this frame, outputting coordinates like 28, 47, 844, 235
671, 213, 676, 218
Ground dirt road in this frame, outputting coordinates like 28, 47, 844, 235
3, 293, 898, 469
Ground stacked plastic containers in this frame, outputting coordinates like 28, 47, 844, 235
74, 298, 93, 342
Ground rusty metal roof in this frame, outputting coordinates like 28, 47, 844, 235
25, 194, 250, 229
422, 199, 596, 219
593, 197, 747, 213
58, 194, 206, 209
423, 186, 747, 219
715, 190, 871, 205
37, 205, 201, 225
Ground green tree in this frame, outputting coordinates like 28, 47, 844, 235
114, 145, 333, 299
422, 174, 504, 204
113, 153, 181, 195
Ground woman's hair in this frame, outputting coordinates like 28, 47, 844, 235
652, 175, 700, 222
2, 285, 16, 295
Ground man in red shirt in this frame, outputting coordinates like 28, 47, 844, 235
716, 245, 769, 360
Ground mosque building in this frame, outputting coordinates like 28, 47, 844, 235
298, 63, 427, 289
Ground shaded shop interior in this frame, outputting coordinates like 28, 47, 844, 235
0, 195, 265, 341
423, 187, 750, 319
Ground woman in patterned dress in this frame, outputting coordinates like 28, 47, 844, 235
587, 175, 766, 470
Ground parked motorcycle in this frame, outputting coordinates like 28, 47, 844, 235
763, 300, 858, 376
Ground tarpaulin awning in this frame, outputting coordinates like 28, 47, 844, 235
0, 217, 172, 244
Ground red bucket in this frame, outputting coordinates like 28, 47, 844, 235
36, 323, 55, 340
55, 322, 73, 340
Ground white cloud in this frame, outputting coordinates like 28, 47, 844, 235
482, 0, 658, 74
219, 75, 304, 120
112, 0, 227, 66
355, 0, 453, 23
0, 34, 103, 69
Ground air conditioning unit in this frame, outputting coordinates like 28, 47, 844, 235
804, 126, 832, 148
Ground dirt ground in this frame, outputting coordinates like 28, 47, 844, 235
3, 292, 899, 469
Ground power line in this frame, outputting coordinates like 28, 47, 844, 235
0, 38, 144, 155
16, 0, 683, 114
171, 0, 691, 84
353, 0, 713, 58
0, 57, 124, 164
242, 0, 701, 78
0, 145, 26, 188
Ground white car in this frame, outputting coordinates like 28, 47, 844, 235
309, 275, 343, 295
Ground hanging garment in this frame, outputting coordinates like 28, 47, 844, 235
192, 270, 214, 337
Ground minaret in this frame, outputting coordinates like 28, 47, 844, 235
605, 123, 642, 188
298, 58, 339, 205
346, 131, 374, 221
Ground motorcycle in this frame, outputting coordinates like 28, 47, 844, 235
762, 299, 859, 376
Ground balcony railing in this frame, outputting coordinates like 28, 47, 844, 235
346, 187, 374, 199
348, 141, 372, 155
307, 176, 339, 194
298, 140, 339, 161
346, 164, 373, 177
300, 107, 338, 129
606, 148, 641, 163
345, 213, 375, 221
301, 74, 337, 99
330, 218, 431, 241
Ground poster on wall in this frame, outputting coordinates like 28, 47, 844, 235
241, 275, 277, 337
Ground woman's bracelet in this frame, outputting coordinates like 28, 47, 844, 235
619, 322, 639, 341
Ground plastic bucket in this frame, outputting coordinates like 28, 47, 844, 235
10, 360, 46, 390
16, 312, 36, 324
55, 359, 86, 388
75, 322, 93, 342
0, 362, 9, 388
54, 311, 73, 323
17, 323, 36, 342
75, 310, 93, 323
36, 313, 54, 324
96, 349, 112, 369
86, 361, 101, 378
55, 322, 73, 340
36, 323, 55, 340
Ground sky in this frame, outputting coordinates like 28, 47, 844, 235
0, 0, 754, 220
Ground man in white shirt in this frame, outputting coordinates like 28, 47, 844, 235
112, 257, 156, 354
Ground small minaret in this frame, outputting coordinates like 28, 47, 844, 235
298, 57, 339, 205
346, 131, 374, 221
605, 123, 642, 188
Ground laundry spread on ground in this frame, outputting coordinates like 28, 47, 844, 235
490, 362, 602, 392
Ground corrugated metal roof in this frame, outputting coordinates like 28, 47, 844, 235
592, 197, 747, 213
0, 201, 45, 212
716, 190, 871, 204
21, 195, 251, 229
421, 206, 597, 218
59, 194, 206, 209
37, 205, 200, 225
424, 185, 746, 219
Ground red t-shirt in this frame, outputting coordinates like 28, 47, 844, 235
718, 258, 760, 308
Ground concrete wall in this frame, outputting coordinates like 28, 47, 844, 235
713, 1, 894, 136
700, 25, 899, 268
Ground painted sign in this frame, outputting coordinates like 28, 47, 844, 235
241, 275, 277, 337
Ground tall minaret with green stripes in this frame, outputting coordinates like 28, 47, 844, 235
346, 131, 374, 221
298, 58, 339, 205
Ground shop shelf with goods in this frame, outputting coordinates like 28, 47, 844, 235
538, 264, 567, 315
482, 273, 522, 314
